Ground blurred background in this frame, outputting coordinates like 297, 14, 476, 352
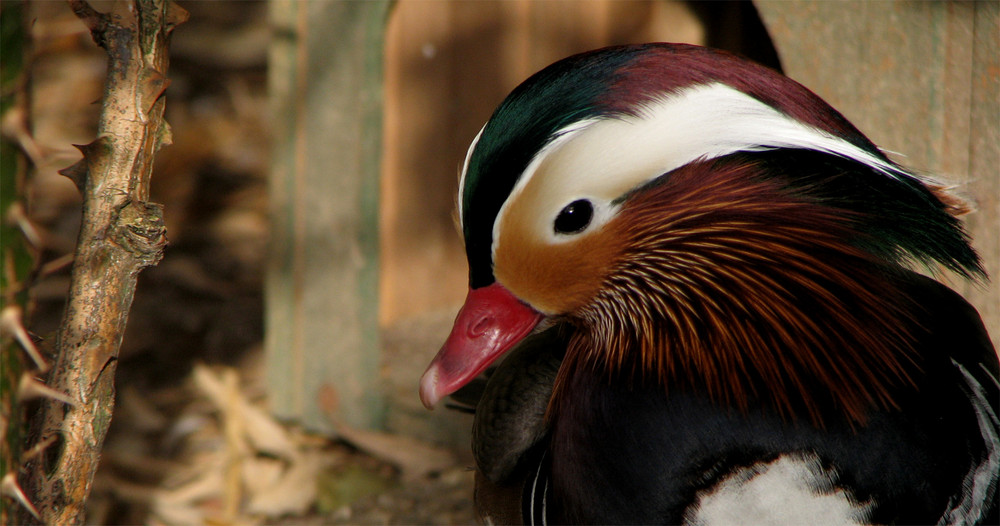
8, 0, 997, 523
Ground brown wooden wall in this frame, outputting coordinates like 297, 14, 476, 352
272, 0, 997, 438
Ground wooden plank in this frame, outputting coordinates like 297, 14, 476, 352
266, 0, 390, 432
378, 1, 476, 329
966, 1, 1000, 349
756, 0, 999, 349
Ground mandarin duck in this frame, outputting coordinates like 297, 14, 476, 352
419, 43, 999, 525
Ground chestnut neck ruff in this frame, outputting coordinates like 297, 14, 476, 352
550, 157, 924, 427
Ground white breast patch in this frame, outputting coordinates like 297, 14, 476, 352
685, 454, 871, 526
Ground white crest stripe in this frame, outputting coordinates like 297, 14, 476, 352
489, 82, 936, 261
491, 119, 598, 262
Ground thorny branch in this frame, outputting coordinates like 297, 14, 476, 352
18, 1, 187, 523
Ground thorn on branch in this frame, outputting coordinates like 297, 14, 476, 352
0, 306, 49, 373
57, 159, 88, 194
67, 0, 110, 46
72, 137, 111, 169
4, 202, 44, 249
18, 374, 78, 407
21, 436, 58, 463
0, 105, 45, 166
62, 137, 111, 193
1, 472, 41, 521
164, 2, 190, 33
138, 68, 170, 120
38, 253, 75, 279
156, 120, 174, 151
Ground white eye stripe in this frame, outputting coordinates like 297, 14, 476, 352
491, 120, 600, 258
487, 81, 933, 258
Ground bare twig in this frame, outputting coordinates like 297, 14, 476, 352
22, 0, 187, 523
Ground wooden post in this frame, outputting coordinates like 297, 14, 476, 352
756, 0, 1000, 349
266, 0, 390, 432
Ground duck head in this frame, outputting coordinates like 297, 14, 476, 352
419, 43, 982, 424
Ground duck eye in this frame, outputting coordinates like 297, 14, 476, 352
554, 199, 594, 235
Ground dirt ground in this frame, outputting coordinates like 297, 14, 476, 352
20, 2, 477, 524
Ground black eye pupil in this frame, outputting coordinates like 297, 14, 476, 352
554, 199, 594, 234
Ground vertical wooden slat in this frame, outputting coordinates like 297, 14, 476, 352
756, 1, 999, 350
267, 0, 390, 432
379, 1, 470, 329
966, 1, 1000, 349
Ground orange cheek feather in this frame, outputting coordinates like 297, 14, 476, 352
493, 206, 623, 316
